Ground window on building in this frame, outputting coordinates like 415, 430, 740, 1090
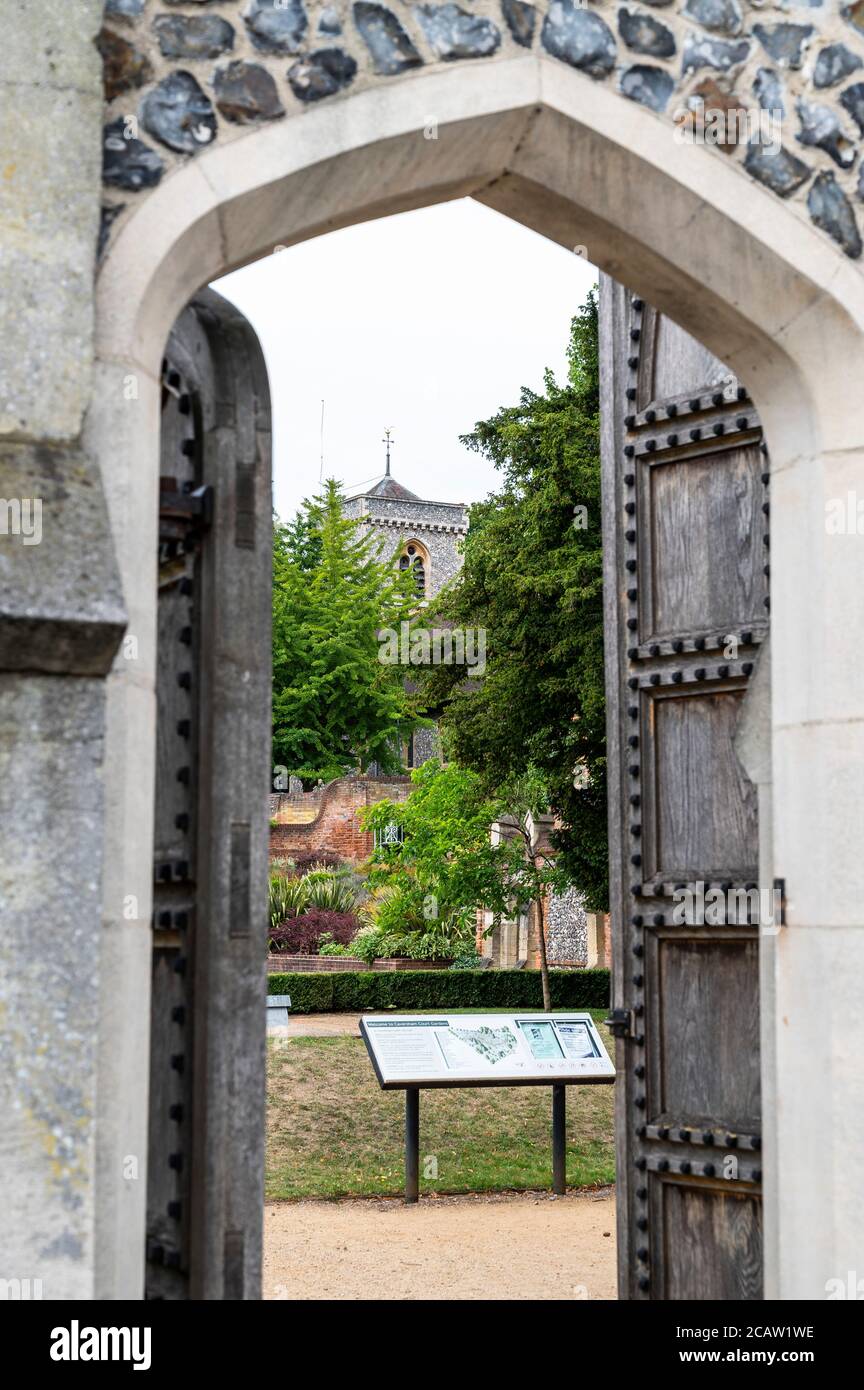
399, 543, 426, 596
374, 821, 404, 850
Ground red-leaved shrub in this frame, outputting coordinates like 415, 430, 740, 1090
290, 849, 344, 876
268, 910, 358, 954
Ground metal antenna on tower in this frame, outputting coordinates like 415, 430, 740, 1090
319, 399, 325, 482
382, 427, 394, 477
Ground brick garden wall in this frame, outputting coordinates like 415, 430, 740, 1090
269, 774, 412, 865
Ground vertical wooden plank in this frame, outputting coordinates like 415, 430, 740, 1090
600, 274, 766, 1300
148, 290, 272, 1302
190, 290, 271, 1302
599, 273, 633, 1298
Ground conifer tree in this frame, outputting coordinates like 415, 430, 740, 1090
420, 290, 608, 908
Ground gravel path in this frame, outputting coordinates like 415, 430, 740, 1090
268, 1011, 362, 1038
264, 1189, 617, 1300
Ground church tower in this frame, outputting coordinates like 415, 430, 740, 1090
341, 431, 468, 600
341, 432, 468, 769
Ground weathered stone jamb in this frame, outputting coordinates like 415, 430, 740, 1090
0, 0, 130, 1306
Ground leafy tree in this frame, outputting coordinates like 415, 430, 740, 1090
359, 761, 503, 961
271, 479, 428, 783
490, 769, 570, 1011
361, 761, 568, 1007
419, 290, 608, 909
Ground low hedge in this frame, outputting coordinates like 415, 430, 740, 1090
267, 968, 610, 1014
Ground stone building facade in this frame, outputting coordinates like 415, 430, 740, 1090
477, 894, 611, 969
476, 813, 610, 969
346, 465, 465, 766
342, 466, 468, 600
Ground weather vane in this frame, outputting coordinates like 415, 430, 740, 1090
382, 427, 394, 477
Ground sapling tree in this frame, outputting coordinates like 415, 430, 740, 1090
362, 761, 567, 1006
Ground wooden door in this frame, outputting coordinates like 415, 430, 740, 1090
600, 277, 768, 1300
146, 290, 272, 1300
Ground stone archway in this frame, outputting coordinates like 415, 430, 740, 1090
88, 55, 864, 1299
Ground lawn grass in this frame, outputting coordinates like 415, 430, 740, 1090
266, 1009, 616, 1200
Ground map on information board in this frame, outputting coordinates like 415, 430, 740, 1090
359, 1012, 615, 1089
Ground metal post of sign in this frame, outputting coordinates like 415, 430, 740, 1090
405, 1087, 420, 1204
552, 1084, 566, 1195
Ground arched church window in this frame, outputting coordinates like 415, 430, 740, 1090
399, 543, 427, 596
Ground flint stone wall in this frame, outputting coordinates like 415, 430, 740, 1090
342, 491, 468, 597
98, 0, 864, 261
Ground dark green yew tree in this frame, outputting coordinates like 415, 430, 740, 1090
421, 290, 609, 909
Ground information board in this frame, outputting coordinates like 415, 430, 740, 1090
360, 1012, 615, 1089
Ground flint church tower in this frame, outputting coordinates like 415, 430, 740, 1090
341, 431, 468, 768
341, 430, 468, 601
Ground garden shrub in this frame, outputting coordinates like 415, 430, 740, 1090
268, 973, 334, 1013
268, 909, 359, 954
292, 849, 344, 874
449, 948, 485, 970
268, 873, 309, 930
304, 871, 359, 914
267, 968, 610, 1013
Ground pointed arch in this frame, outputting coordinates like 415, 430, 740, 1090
90, 55, 864, 1300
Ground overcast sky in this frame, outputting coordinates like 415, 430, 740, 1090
213, 198, 597, 522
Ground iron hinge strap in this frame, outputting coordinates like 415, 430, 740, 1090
607, 1008, 635, 1039
159, 481, 214, 526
